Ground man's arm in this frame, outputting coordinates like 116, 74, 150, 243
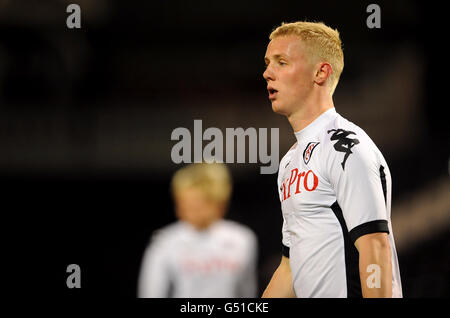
138, 239, 170, 298
262, 256, 295, 298
236, 231, 258, 297
355, 232, 392, 298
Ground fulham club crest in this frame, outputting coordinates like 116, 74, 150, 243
303, 142, 320, 165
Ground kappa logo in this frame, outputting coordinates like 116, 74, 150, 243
327, 129, 360, 170
303, 142, 320, 165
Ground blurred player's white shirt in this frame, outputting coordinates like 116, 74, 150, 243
138, 219, 258, 298
278, 107, 402, 298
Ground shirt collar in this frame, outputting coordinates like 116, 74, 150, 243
294, 107, 337, 143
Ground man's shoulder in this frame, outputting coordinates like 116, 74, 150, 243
216, 220, 257, 242
146, 221, 186, 247
317, 113, 375, 151
278, 141, 298, 175
282, 141, 299, 157
318, 113, 385, 171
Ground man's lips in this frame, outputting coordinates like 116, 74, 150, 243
267, 87, 278, 100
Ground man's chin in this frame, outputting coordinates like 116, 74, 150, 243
271, 101, 287, 115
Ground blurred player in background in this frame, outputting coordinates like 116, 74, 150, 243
138, 162, 258, 297
262, 21, 402, 298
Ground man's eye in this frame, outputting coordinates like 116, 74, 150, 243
279, 61, 287, 65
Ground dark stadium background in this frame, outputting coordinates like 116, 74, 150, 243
2, 0, 448, 297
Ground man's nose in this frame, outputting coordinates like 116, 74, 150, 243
263, 65, 274, 82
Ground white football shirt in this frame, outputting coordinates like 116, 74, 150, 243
138, 219, 258, 298
278, 107, 402, 298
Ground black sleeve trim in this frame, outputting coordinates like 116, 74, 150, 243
349, 220, 389, 244
282, 244, 290, 258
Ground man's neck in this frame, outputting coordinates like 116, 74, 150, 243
287, 94, 335, 132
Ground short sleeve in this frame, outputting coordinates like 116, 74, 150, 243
326, 130, 389, 244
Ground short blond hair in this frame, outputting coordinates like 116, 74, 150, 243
270, 21, 344, 95
171, 162, 232, 204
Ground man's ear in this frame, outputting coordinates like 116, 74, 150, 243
314, 62, 333, 85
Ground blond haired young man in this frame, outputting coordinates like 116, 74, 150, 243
138, 163, 257, 297
262, 21, 402, 298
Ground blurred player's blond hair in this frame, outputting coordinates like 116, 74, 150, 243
270, 21, 344, 95
171, 162, 232, 204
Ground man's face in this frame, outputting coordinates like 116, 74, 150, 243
263, 35, 315, 115
174, 187, 224, 230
